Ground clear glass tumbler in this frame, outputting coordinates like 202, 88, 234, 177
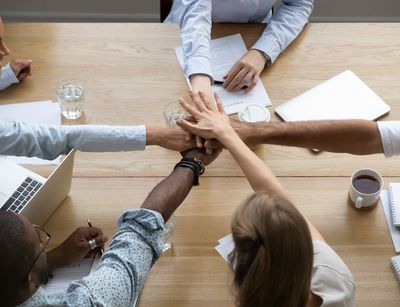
163, 101, 187, 128
56, 79, 85, 120
161, 214, 176, 252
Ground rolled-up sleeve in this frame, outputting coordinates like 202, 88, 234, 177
252, 0, 314, 64
21, 209, 165, 306
165, 0, 213, 78
0, 120, 146, 160
377, 121, 400, 157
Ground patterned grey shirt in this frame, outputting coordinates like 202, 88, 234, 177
19, 208, 164, 306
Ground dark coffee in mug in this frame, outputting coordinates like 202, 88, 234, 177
352, 175, 381, 194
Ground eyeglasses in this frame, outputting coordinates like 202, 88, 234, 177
21, 225, 51, 284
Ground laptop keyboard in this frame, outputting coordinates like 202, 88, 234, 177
1, 177, 43, 213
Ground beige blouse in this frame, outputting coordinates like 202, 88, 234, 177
311, 240, 356, 307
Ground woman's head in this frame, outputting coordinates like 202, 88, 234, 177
230, 192, 314, 307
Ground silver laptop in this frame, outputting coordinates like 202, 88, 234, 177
0, 149, 76, 225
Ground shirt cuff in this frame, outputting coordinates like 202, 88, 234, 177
0, 64, 19, 91
185, 56, 213, 82
377, 121, 400, 157
251, 34, 282, 65
118, 208, 165, 257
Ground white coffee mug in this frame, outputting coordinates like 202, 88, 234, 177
349, 168, 383, 209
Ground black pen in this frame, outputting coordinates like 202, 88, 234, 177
87, 218, 104, 255
213, 80, 248, 90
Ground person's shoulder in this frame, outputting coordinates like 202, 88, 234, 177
311, 240, 356, 307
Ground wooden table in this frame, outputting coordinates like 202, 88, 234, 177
1, 23, 400, 306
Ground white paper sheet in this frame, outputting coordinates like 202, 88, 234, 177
215, 233, 235, 263
0, 100, 61, 165
42, 255, 99, 293
381, 190, 400, 253
174, 34, 271, 115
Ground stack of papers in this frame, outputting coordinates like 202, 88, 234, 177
215, 233, 235, 263
175, 34, 271, 115
0, 100, 61, 165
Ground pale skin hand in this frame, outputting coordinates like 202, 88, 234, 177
223, 49, 267, 93
176, 91, 324, 241
10, 59, 33, 82
189, 74, 215, 148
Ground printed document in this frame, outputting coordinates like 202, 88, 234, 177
175, 34, 271, 115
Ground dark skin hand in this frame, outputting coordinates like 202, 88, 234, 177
47, 227, 108, 270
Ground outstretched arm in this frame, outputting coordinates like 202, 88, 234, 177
177, 91, 323, 240
0, 121, 196, 160
231, 119, 384, 155
141, 148, 220, 222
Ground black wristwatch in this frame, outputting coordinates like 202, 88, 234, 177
174, 156, 205, 186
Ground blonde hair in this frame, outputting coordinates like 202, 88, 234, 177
230, 192, 313, 307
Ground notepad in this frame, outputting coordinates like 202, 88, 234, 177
42, 255, 99, 293
391, 255, 400, 282
380, 189, 400, 253
275, 70, 390, 122
387, 183, 400, 228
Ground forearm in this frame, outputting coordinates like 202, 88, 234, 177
222, 129, 287, 197
252, 0, 313, 64
141, 166, 195, 222
190, 74, 213, 98
223, 129, 324, 241
0, 121, 146, 159
238, 120, 384, 155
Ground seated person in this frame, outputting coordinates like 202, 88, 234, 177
0, 147, 220, 306
0, 120, 198, 158
0, 16, 32, 91
177, 91, 355, 306
165, 0, 314, 97
205, 118, 398, 157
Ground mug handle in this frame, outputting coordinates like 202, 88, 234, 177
355, 196, 363, 209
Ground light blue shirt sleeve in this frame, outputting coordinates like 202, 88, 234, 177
252, 0, 314, 64
20, 208, 165, 307
165, 0, 213, 78
0, 64, 19, 91
0, 120, 146, 160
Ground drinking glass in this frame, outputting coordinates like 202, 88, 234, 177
161, 214, 176, 252
56, 79, 85, 120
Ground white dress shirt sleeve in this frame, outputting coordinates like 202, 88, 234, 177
0, 120, 147, 160
0, 64, 19, 91
164, 0, 213, 79
377, 121, 400, 157
252, 0, 314, 64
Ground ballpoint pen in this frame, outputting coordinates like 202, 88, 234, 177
87, 218, 104, 255
213, 80, 248, 90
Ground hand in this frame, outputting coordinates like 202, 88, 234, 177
47, 227, 108, 269
204, 119, 255, 150
176, 91, 235, 145
10, 59, 32, 82
223, 49, 267, 93
181, 147, 222, 166
146, 126, 197, 152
